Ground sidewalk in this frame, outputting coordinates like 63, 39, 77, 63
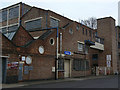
1, 75, 114, 88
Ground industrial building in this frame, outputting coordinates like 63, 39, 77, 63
0, 2, 119, 83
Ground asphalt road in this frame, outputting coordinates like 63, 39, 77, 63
20, 75, 119, 88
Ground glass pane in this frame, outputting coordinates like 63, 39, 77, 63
2, 10, 7, 21
26, 19, 41, 31
8, 25, 18, 32
4, 32, 16, 40
9, 6, 19, 19
50, 18, 59, 27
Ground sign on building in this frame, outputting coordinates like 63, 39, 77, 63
64, 51, 71, 55
106, 55, 111, 61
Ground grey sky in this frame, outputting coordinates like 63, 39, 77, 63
0, 0, 119, 25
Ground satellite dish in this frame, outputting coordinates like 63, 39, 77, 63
26, 56, 32, 64
39, 46, 44, 54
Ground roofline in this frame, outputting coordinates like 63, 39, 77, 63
0, 2, 22, 10
97, 16, 115, 21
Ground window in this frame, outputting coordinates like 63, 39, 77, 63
2, 27, 7, 33
89, 30, 92, 37
2, 10, 7, 21
50, 38, 55, 45
118, 42, 120, 49
69, 28, 73, 34
58, 59, 64, 70
76, 25, 79, 31
4, 32, 16, 40
82, 28, 84, 34
78, 43, 83, 51
9, 6, 19, 19
8, 25, 18, 32
50, 18, 59, 27
73, 59, 89, 71
86, 29, 87, 35
93, 32, 95, 38
25, 18, 41, 31
92, 54, 98, 60
95, 32, 97, 37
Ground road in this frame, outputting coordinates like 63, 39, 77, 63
19, 75, 119, 88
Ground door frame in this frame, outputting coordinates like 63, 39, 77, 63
64, 59, 71, 78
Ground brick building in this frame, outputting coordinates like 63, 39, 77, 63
116, 26, 120, 73
0, 2, 118, 83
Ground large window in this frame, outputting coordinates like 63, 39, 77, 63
78, 43, 84, 51
73, 59, 89, 71
8, 25, 18, 32
50, 18, 59, 27
0, 10, 7, 22
25, 18, 42, 31
9, 6, 19, 19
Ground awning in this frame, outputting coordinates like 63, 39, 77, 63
84, 40, 95, 46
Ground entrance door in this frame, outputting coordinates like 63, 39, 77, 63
18, 62, 23, 81
2, 58, 7, 83
64, 60, 70, 78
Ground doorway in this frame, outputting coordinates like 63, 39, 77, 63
2, 58, 7, 83
64, 60, 70, 78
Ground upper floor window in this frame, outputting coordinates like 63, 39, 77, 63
69, 28, 73, 34
0, 10, 7, 22
86, 29, 87, 36
95, 32, 98, 37
78, 43, 83, 51
1, 24, 18, 34
50, 17, 59, 27
76, 25, 79, 31
25, 18, 42, 31
89, 30, 92, 37
9, 6, 19, 19
82, 28, 84, 35
8, 24, 18, 32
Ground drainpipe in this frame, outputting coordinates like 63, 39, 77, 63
55, 27, 59, 80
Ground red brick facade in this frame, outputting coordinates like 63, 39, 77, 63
1, 2, 119, 83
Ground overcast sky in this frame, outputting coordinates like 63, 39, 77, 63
0, 0, 119, 25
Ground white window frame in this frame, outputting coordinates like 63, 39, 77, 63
24, 17, 43, 23
50, 16, 60, 21
78, 43, 84, 52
